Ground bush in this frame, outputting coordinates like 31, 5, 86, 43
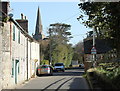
41, 60, 49, 65
95, 62, 120, 89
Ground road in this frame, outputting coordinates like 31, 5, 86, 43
16, 68, 90, 90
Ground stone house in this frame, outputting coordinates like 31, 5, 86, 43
0, 1, 40, 90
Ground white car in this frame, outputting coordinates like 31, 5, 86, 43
54, 63, 65, 72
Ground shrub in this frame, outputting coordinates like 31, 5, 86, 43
95, 62, 120, 89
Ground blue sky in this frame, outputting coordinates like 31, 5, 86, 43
9, 1, 91, 45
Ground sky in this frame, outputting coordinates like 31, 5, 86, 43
8, 0, 91, 45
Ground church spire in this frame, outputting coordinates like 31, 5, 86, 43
35, 7, 42, 35
33, 7, 43, 41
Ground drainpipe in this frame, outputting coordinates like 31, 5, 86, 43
26, 38, 28, 80
30, 42, 31, 77
39, 44, 41, 65
10, 21, 12, 58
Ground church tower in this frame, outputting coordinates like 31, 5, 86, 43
33, 7, 43, 41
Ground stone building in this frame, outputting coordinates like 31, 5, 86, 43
0, 1, 40, 90
32, 7, 48, 62
33, 7, 45, 41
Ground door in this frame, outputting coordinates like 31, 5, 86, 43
15, 60, 19, 84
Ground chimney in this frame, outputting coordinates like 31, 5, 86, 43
0, 2, 9, 15
21, 13, 24, 19
25, 16, 27, 20
0, 2, 9, 22
16, 13, 28, 33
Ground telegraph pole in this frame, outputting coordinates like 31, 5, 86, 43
91, 26, 97, 67
92, 26, 96, 67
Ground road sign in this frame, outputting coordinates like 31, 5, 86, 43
91, 46, 97, 54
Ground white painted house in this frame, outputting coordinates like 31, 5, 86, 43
0, 1, 41, 90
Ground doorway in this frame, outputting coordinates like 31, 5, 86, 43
15, 60, 19, 84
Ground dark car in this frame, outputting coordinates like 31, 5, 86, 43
36, 65, 53, 76
54, 63, 65, 72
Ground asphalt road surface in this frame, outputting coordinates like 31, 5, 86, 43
16, 68, 90, 90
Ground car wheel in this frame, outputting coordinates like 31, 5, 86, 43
36, 70, 39, 76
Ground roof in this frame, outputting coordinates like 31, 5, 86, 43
9, 18, 40, 44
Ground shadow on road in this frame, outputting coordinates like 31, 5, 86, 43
68, 77, 90, 90
41, 77, 66, 91
53, 68, 84, 76
56, 77, 74, 90
53, 71, 84, 76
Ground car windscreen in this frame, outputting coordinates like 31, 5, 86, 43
41, 66, 48, 68
55, 63, 63, 66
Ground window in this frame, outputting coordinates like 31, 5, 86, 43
13, 25, 15, 41
55, 63, 64, 66
12, 59, 14, 77
16, 60, 20, 74
18, 30, 20, 44
18, 63, 20, 74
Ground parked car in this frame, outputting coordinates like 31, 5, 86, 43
79, 63, 84, 68
54, 63, 65, 72
36, 65, 53, 76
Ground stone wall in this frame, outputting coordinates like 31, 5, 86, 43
0, 22, 12, 90
0, 26, 3, 91
0, 21, 41, 90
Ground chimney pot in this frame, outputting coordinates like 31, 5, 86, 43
21, 13, 23, 19
25, 16, 26, 20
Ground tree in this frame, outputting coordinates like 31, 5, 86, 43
40, 39, 50, 62
46, 23, 73, 67
72, 41, 84, 63
77, 2, 120, 57
49, 23, 72, 44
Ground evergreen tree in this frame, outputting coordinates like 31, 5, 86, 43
47, 23, 73, 66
